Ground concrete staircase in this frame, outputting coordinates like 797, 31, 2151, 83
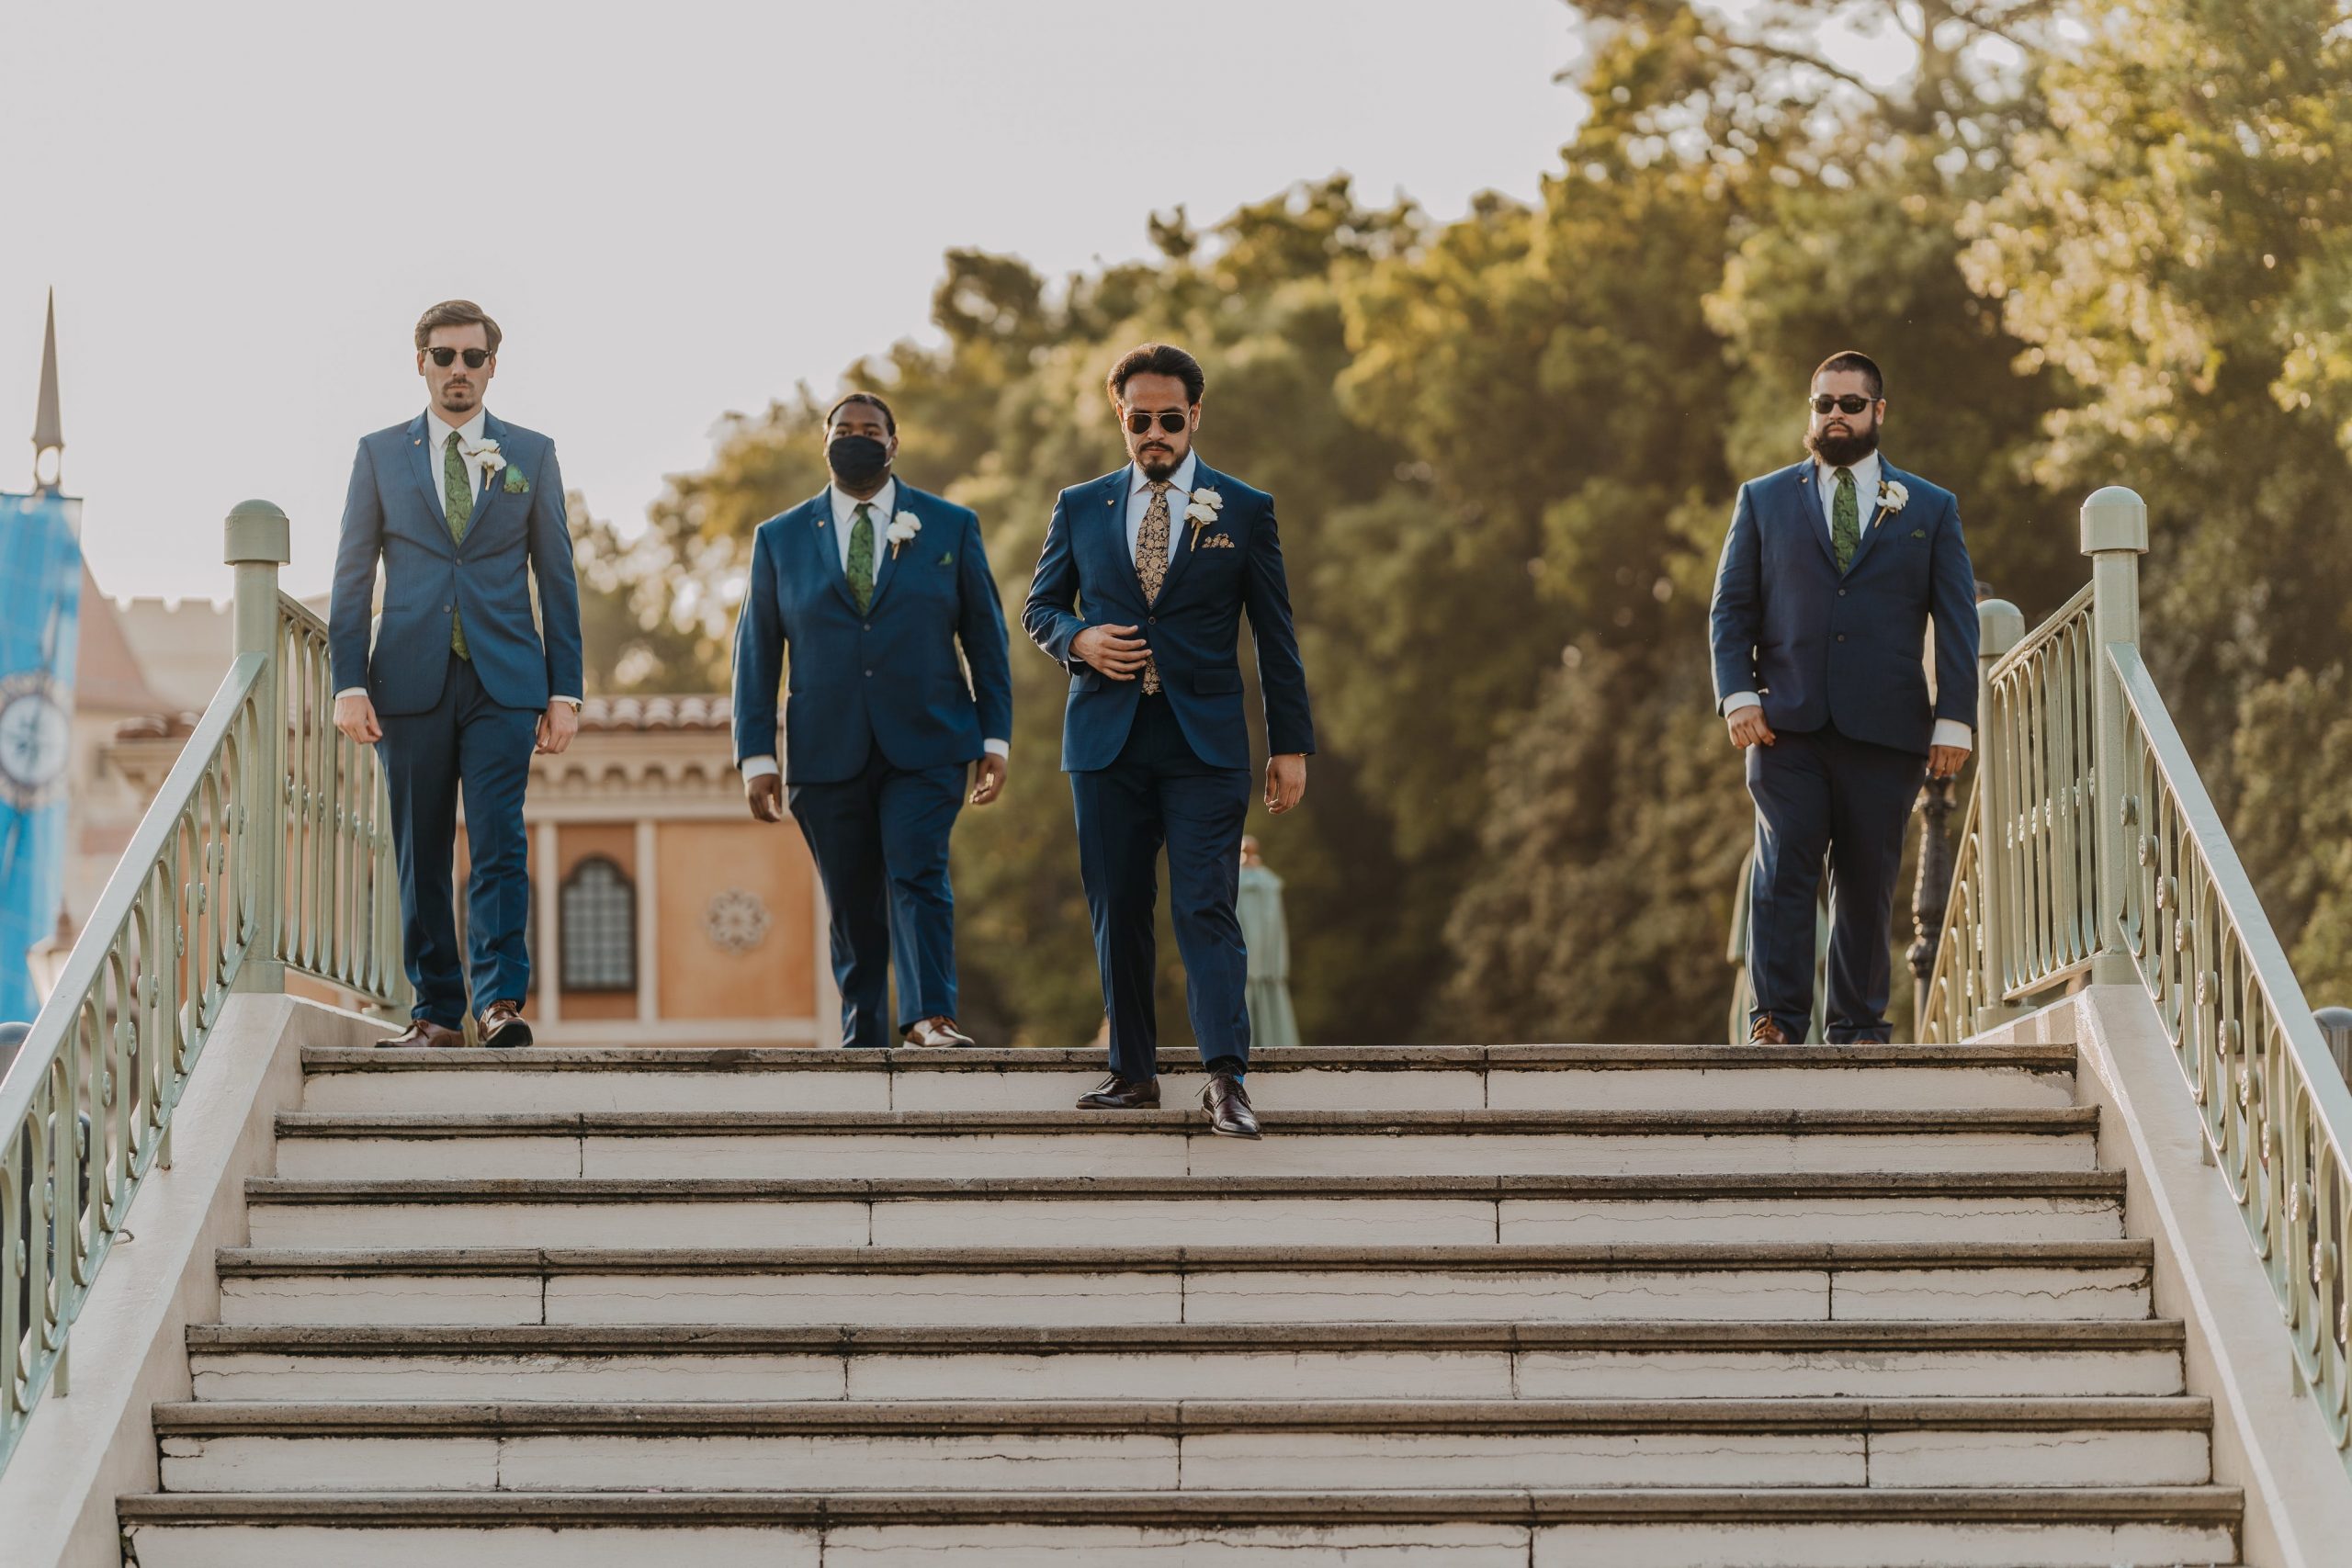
116, 1043, 2243, 1566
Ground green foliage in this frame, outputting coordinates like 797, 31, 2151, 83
574, 0, 2350, 1042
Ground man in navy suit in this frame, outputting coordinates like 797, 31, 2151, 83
731, 393, 1013, 1049
1710, 351, 1979, 1044
1023, 344, 1314, 1138
331, 300, 583, 1049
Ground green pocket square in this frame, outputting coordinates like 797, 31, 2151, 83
1911, 529, 1926, 538
937, 550, 956, 566
503, 467, 530, 494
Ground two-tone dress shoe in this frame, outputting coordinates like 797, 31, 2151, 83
479, 999, 534, 1050
375, 1019, 464, 1050
1202, 1072, 1261, 1139
1076, 1074, 1159, 1110
903, 1016, 978, 1048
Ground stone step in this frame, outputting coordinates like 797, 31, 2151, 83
269, 1106, 2103, 1180
116, 1486, 2247, 1568
300, 1043, 2084, 1115
186, 1320, 2188, 1403
152, 1396, 2215, 1494
240, 1170, 2128, 1249
213, 1241, 2156, 1327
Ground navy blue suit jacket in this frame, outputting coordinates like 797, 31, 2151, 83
1023, 461, 1314, 773
1709, 458, 1979, 755
329, 412, 583, 716
730, 483, 1013, 784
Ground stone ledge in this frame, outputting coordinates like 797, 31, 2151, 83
118, 1484, 2246, 1526
239, 1169, 2130, 1203
212, 1238, 2157, 1276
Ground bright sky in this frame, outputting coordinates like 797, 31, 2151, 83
0, 0, 1592, 604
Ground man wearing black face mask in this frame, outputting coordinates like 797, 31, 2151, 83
731, 392, 1013, 1048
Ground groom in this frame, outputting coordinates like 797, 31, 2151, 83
331, 299, 582, 1049
1023, 343, 1313, 1138
1709, 350, 1978, 1044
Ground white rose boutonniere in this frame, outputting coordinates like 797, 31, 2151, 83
462, 437, 506, 480
887, 511, 922, 558
1872, 479, 1910, 528
1183, 486, 1224, 542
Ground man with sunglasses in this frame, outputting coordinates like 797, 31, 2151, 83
1709, 350, 1978, 1046
1023, 343, 1314, 1138
330, 299, 582, 1049
730, 392, 1013, 1049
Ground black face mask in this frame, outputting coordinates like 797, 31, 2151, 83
826, 434, 892, 490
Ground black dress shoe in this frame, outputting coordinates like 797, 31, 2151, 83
1202, 1073, 1261, 1139
376, 1019, 464, 1050
1076, 1073, 1159, 1110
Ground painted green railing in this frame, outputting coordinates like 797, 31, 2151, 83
1921, 485, 2352, 1467
0, 501, 408, 1474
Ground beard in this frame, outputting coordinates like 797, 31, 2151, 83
1136, 443, 1182, 480
1806, 419, 1881, 468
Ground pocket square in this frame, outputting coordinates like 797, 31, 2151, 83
936, 550, 956, 566
1911, 529, 1927, 538
1202, 533, 1237, 549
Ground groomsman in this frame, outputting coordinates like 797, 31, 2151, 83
331, 300, 582, 1048
1709, 350, 1978, 1044
1023, 344, 1314, 1138
732, 394, 1013, 1048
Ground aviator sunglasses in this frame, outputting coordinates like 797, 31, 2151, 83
1125, 409, 1190, 435
425, 347, 493, 369
1807, 393, 1876, 416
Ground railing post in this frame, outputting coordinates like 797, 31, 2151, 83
2083, 486, 2149, 987
226, 500, 289, 994
1973, 598, 2027, 1033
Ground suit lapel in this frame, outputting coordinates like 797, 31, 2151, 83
803, 490, 859, 615
1844, 459, 1901, 577
1153, 460, 1212, 604
1097, 467, 1143, 607
1785, 462, 1837, 570
455, 412, 515, 553
408, 413, 453, 540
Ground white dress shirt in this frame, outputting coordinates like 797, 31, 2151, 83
1127, 450, 1198, 568
1722, 451, 1972, 752
740, 477, 1008, 781
337, 409, 581, 709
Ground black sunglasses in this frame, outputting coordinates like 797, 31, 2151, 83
425, 347, 492, 369
1808, 393, 1876, 415
1125, 410, 1189, 435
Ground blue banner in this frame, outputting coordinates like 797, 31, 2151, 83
0, 491, 83, 1023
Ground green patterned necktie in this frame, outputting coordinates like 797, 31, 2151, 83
444, 430, 474, 659
1831, 466, 1860, 573
847, 502, 876, 614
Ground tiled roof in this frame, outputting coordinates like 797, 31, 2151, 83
577, 694, 732, 732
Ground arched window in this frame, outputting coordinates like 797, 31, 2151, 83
560, 856, 637, 991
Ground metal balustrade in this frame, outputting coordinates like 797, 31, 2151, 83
1919, 485, 2352, 1468
0, 502, 408, 1475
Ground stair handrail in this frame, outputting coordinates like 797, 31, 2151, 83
0, 501, 409, 1476
1921, 485, 2352, 1467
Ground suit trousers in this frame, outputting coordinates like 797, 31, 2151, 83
378, 657, 539, 1027
788, 744, 967, 1048
1071, 693, 1252, 1083
1745, 724, 1927, 1043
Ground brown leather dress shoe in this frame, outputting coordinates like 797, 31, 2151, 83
376, 1019, 464, 1050
902, 1016, 977, 1048
1748, 1016, 1792, 1046
1076, 1074, 1159, 1110
479, 999, 534, 1050
1202, 1073, 1261, 1139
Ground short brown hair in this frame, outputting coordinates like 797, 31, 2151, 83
826, 391, 897, 436
1813, 350, 1883, 400
414, 299, 503, 354
1107, 343, 1205, 406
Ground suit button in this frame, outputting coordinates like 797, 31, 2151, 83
1838, 589, 1847, 597
865, 670, 874, 678
864, 623, 872, 631
1148, 615, 1157, 624
1836, 634, 1848, 643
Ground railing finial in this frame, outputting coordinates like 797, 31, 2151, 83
224, 499, 290, 567
1978, 598, 2026, 661
2079, 485, 2149, 557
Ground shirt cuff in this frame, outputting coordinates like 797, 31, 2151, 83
335, 686, 368, 700
741, 756, 780, 781
1931, 718, 1973, 752
982, 739, 1010, 759
1722, 692, 1761, 716
552, 696, 582, 708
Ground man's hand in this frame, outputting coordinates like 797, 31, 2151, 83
747, 774, 785, 824
970, 754, 1009, 807
1726, 708, 1776, 750
536, 703, 579, 756
334, 692, 382, 746
1928, 744, 1970, 781
1265, 753, 1306, 815
1072, 624, 1150, 681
